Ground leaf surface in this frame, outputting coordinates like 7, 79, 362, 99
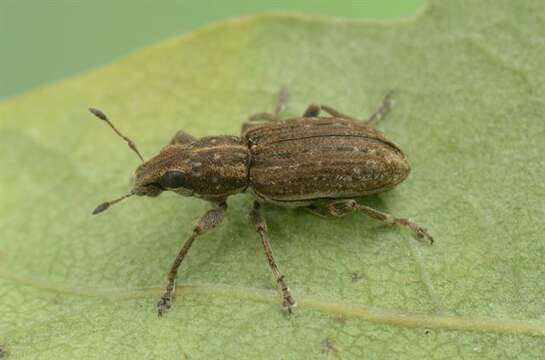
1, 1, 545, 358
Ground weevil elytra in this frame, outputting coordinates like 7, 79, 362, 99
89, 88, 433, 316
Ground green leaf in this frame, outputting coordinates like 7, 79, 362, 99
1, 1, 544, 358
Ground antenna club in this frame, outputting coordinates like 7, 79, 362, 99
89, 107, 108, 121
88, 107, 145, 163
92, 202, 110, 215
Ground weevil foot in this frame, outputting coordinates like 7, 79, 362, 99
157, 291, 173, 317
411, 225, 434, 245
387, 216, 434, 245
278, 276, 296, 315
282, 292, 297, 315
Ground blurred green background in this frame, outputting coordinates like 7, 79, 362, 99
0, 0, 423, 100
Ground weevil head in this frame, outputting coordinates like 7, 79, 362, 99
92, 144, 197, 215
89, 108, 200, 215
89, 106, 250, 215
132, 145, 194, 198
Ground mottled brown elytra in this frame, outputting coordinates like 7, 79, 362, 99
89, 88, 433, 316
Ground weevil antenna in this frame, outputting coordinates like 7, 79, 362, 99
89, 107, 145, 162
92, 191, 135, 215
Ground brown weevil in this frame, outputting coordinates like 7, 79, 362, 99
89, 88, 433, 316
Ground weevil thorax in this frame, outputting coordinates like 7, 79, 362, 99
133, 135, 250, 201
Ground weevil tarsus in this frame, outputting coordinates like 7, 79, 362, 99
157, 202, 227, 317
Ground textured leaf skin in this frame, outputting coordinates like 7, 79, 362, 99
1, 1, 545, 358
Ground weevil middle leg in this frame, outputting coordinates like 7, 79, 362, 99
307, 199, 433, 244
242, 87, 290, 135
303, 92, 394, 125
250, 201, 296, 314
246, 86, 289, 122
303, 103, 361, 120
157, 202, 227, 316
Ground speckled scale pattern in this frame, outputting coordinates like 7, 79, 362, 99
245, 117, 411, 204
134, 135, 249, 200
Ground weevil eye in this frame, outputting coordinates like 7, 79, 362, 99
160, 170, 186, 189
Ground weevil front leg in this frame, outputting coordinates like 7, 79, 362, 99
250, 201, 296, 314
308, 199, 433, 244
157, 202, 227, 316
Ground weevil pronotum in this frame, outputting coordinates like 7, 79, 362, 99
89, 88, 433, 316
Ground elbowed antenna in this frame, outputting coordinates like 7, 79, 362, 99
89, 107, 145, 162
92, 192, 135, 215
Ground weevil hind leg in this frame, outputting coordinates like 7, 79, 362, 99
307, 199, 433, 244
169, 130, 196, 145
250, 201, 296, 314
157, 202, 227, 316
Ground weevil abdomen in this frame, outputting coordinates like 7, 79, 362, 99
245, 117, 410, 205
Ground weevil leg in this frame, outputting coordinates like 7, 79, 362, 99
273, 85, 289, 118
303, 92, 394, 124
242, 86, 290, 136
302, 104, 322, 117
247, 112, 277, 122
303, 104, 362, 121
307, 199, 433, 244
365, 91, 394, 125
157, 202, 227, 316
321, 105, 363, 121
250, 201, 296, 314
169, 130, 196, 145
247, 86, 290, 122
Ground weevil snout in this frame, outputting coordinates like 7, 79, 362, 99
132, 162, 164, 197
132, 146, 194, 198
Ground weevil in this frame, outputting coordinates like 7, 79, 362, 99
89, 88, 433, 316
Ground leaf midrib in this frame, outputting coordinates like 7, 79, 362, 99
2, 268, 543, 338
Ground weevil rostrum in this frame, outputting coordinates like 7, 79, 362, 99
89, 88, 433, 316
